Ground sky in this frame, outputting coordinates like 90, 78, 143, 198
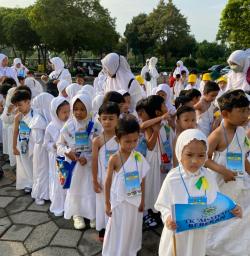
0, 0, 227, 42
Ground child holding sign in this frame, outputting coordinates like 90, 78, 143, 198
102, 116, 149, 256
57, 94, 97, 230
205, 89, 250, 255
155, 129, 241, 256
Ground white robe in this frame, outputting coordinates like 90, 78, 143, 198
102, 151, 149, 256
96, 136, 118, 231
155, 166, 218, 256
206, 126, 250, 255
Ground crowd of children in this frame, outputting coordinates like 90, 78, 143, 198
0, 50, 250, 256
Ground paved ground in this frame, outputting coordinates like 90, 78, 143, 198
0, 159, 161, 256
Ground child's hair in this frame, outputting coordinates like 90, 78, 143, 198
176, 105, 195, 119
175, 95, 191, 109
98, 102, 120, 117
27, 70, 34, 76
217, 89, 249, 111
103, 91, 125, 105
11, 90, 31, 104
203, 81, 220, 94
144, 95, 165, 118
18, 76, 25, 82
0, 83, 12, 97
184, 89, 201, 100
176, 74, 181, 79
56, 100, 70, 115
76, 73, 85, 79
123, 92, 130, 97
136, 98, 147, 112
3, 77, 17, 86
15, 85, 32, 96
181, 70, 187, 75
116, 115, 140, 139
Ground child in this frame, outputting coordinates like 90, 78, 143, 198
92, 102, 120, 240
57, 94, 97, 229
44, 97, 70, 216
103, 91, 126, 115
155, 129, 242, 256
118, 90, 131, 114
75, 73, 85, 86
182, 89, 202, 107
102, 116, 149, 256
205, 89, 250, 255
181, 70, 188, 88
12, 90, 35, 192
199, 72, 211, 94
195, 81, 220, 136
216, 76, 227, 99
57, 80, 69, 98
185, 74, 199, 90
173, 74, 184, 98
65, 83, 82, 100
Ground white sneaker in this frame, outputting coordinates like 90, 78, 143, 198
73, 216, 86, 230
54, 212, 64, 217
90, 219, 96, 229
35, 199, 45, 205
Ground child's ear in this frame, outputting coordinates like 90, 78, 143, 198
221, 110, 228, 118
98, 117, 101, 123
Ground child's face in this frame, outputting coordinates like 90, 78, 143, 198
2, 57, 8, 67
177, 112, 196, 131
15, 100, 30, 114
137, 109, 149, 122
223, 107, 249, 126
76, 77, 85, 85
61, 89, 68, 98
203, 91, 219, 103
57, 104, 70, 122
218, 81, 227, 90
181, 140, 207, 173
99, 114, 118, 132
156, 102, 167, 117
118, 132, 139, 153
123, 96, 131, 113
73, 100, 87, 121
156, 90, 167, 102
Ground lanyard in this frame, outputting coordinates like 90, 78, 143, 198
178, 166, 206, 199
222, 123, 242, 154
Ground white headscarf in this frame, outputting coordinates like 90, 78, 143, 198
0, 54, 7, 67
32, 92, 54, 124
13, 58, 22, 66
24, 77, 43, 98
155, 84, 176, 115
0, 54, 18, 84
57, 80, 69, 95
226, 50, 250, 91
175, 129, 208, 162
173, 60, 189, 78
92, 94, 104, 115
50, 57, 64, 73
71, 93, 92, 119
65, 83, 81, 100
149, 57, 159, 79
77, 84, 95, 99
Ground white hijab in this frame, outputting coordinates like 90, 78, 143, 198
149, 57, 159, 78
92, 94, 104, 115
77, 84, 95, 99
65, 83, 81, 100
155, 83, 176, 115
24, 77, 43, 98
173, 60, 189, 78
57, 80, 69, 96
226, 50, 250, 91
175, 129, 208, 163
50, 57, 64, 73
0, 54, 7, 67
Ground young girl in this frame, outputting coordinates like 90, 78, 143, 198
103, 116, 149, 256
155, 129, 242, 256
30, 92, 54, 205
57, 94, 97, 229
44, 96, 70, 216
92, 102, 120, 240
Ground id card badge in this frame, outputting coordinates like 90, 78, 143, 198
226, 152, 244, 177
19, 121, 30, 140
124, 170, 142, 197
163, 139, 172, 159
136, 136, 147, 157
75, 131, 89, 153
188, 196, 207, 205
105, 149, 117, 168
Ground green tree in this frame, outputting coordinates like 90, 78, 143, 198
217, 0, 250, 49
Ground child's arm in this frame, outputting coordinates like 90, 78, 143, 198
172, 137, 178, 168
245, 157, 250, 175
92, 136, 102, 193
140, 113, 168, 130
138, 177, 145, 212
205, 130, 237, 182
12, 113, 21, 155
231, 205, 242, 218
145, 124, 161, 151
105, 155, 116, 217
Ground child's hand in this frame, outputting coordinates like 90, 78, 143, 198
78, 156, 87, 166
105, 202, 112, 217
138, 200, 144, 212
165, 215, 177, 231
7, 104, 15, 114
65, 151, 78, 161
93, 180, 102, 193
222, 167, 237, 182
13, 147, 20, 155
161, 113, 169, 121
231, 205, 242, 218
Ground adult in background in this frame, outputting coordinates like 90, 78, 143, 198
101, 53, 143, 110
173, 60, 189, 78
0, 54, 18, 85
11, 58, 29, 78
146, 57, 159, 96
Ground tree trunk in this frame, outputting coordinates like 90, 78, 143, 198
37, 46, 41, 64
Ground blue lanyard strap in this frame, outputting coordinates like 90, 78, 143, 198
222, 123, 242, 154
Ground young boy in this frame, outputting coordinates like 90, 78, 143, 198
185, 74, 199, 90
75, 73, 85, 86
11, 90, 35, 193
205, 89, 250, 256
92, 102, 120, 241
195, 81, 220, 136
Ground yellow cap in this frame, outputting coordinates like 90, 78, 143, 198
202, 73, 211, 81
188, 74, 197, 83
135, 75, 145, 85
216, 76, 227, 84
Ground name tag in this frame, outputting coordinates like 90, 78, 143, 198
226, 152, 244, 177
163, 139, 172, 159
188, 196, 207, 205
19, 121, 30, 140
136, 136, 147, 157
124, 170, 141, 197
75, 131, 89, 152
